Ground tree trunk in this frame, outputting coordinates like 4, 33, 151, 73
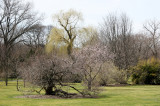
23, 79, 26, 88
5, 72, 8, 86
45, 86, 53, 95
88, 80, 92, 91
17, 78, 19, 91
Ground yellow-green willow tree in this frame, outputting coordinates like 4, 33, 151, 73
46, 9, 83, 56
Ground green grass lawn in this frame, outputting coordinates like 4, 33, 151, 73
0, 81, 160, 106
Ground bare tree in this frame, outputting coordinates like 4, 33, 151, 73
24, 24, 46, 48
133, 33, 153, 60
143, 19, 160, 59
23, 24, 51, 56
100, 13, 137, 71
0, 0, 41, 85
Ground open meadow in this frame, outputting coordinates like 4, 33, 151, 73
0, 81, 160, 106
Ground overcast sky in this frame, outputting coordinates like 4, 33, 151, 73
26, 0, 160, 32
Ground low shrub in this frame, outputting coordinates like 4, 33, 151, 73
98, 62, 128, 86
132, 57, 160, 84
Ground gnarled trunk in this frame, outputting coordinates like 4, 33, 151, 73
88, 80, 92, 91
45, 86, 54, 95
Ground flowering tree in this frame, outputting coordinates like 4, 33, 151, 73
72, 42, 113, 91
19, 56, 72, 95
19, 54, 90, 97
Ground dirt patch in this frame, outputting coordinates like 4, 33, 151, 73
16, 95, 62, 99
15, 94, 97, 99
105, 84, 131, 87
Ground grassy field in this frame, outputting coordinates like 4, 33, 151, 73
0, 81, 160, 106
